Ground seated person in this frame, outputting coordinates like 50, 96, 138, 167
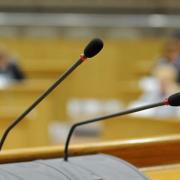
155, 39, 180, 83
0, 48, 25, 86
128, 64, 180, 118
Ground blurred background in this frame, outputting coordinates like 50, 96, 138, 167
1, 0, 180, 150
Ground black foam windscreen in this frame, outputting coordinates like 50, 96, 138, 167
168, 92, 180, 106
84, 38, 104, 58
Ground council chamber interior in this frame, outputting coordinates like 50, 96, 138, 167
0, 1, 180, 179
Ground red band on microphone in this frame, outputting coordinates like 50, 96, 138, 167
80, 54, 87, 61
164, 99, 169, 105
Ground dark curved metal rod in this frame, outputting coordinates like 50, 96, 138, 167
64, 101, 165, 161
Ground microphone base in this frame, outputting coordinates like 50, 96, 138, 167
0, 154, 148, 180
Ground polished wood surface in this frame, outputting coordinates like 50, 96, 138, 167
0, 38, 164, 122
102, 116, 180, 140
0, 38, 179, 178
2, 79, 180, 150
0, 135, 180, 168
0, 38, 162, 95
142, 164, 180, 180
0, 80, 55, 149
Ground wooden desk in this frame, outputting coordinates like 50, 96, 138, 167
1, 80, 180, 151
102, 116, 180, 140
1, 38, 163, 80
1, 135, 180, 179
0, 135, 179, 166
142, 164, 180, 180
0, 80, 55, 149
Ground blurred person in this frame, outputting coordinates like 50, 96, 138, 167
128, 64, 180, 118
155, 36, 180, 83
0, 47, 25, 86
152, 64, 179, 97
171, 32, 180, 83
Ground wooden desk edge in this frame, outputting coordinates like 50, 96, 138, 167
1, 135, 180, 167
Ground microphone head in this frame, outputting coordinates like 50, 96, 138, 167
84, 38, 104, 58
168, 92, 180, 106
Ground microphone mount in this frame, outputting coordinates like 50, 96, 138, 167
64, 100, 166, 161
0, 38, 104, 151
0, 58, 85, 151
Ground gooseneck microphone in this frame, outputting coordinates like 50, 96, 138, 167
64, 92, 180, 161
0, 38, 104, 151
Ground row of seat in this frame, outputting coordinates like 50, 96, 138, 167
0, 80, 180, 150
0, 38, 163, 80
0, 38, 173, 150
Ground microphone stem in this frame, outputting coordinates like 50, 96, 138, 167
0, 59, 84, 151
64, 101, 165, 161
